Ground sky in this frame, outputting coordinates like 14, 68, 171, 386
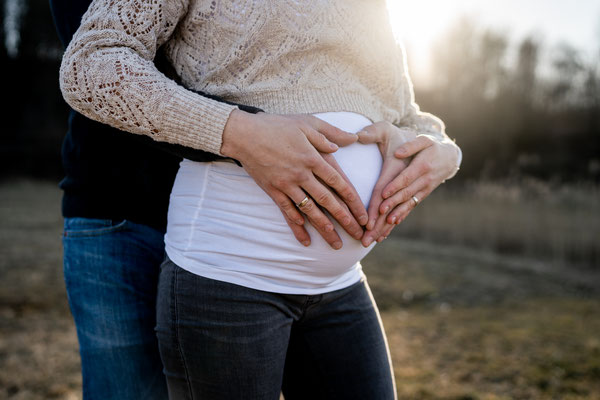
387, 0, 600, 83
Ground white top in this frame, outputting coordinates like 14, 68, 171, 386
165, 112, 383, 294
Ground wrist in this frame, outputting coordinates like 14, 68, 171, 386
220, 109, 258, 159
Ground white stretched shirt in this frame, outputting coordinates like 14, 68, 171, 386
165, 112, 383, 294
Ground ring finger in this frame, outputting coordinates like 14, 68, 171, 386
387, 186, 430, 225
380, 175, 429, 216
289, 188, 343, 249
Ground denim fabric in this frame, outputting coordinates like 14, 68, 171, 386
63, 218, 168, 400
156, 257, 397, 400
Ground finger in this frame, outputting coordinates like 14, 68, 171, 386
305, 212, 344, 250
378, 223, 395, 241
315, 165, 352, 217
375, 227, 394, 243
362, 212, 393, 247
321, 153, 368, 229
381, 159, 428, 199
317, 179, 363, 245
380, 174, 429, 217
281, 212, 311, 247
303, 127, 341, 153
269, 187, 305, 226
394, 135, 435, 159
288, 189, 343, 249
289, 187, 336, 235
366, 159, 402, 220
301, 176, 364, 240
387, 186, 430, 225
321, 152, 353, 193
366, 160, 398, 230
366, 186, 383, 232
356, 121, 388, 145
310, 116, 359, 147
311, 157, 368, 228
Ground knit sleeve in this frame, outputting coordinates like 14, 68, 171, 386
393, 44, 448, 140
394, 43, 462, 177
58, 0, 238, 155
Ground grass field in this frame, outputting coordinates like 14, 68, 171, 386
0, 180, 599, 399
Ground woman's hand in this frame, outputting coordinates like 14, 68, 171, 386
355, 122, 415, 246
221, 110, 369, 249
358, 125, 461, 246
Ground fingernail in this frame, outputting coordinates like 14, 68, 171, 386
367, 220, 375, 231
382, 206, 389, 214
391, 216, 397, 224
330, 143, 339, 150
333, 241, 343, 250
353, 230, 363, 240
363, 236, 374, 247
383, 192, 391, 198
302, 240, 310, 247
359, 215, 368, 225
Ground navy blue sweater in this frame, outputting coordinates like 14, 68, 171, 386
50, 0, 260, 232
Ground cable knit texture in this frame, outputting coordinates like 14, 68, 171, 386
59, 0, 448, 155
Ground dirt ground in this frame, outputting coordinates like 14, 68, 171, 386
1, 180, 599, 399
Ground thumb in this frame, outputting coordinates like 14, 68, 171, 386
356, 125, 383, 145
394, 135, 434, 159
356, 130, 376, 144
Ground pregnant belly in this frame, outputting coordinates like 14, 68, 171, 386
165, 112, 383, 294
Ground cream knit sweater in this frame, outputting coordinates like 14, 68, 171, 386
59, 0, 448, 155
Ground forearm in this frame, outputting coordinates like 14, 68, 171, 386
138, 81, 264, 162
58, 0, 236, 155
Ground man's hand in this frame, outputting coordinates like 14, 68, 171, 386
221, 110, 369, 249
357, 123, 461, 246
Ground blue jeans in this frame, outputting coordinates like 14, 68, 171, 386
63, 218, 169, 400
156, 257, 397, 400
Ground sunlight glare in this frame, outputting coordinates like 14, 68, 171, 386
386, 0, 469, 83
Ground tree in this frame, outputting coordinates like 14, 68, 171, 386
514, 37, 540, 104
547, 43, 585, 108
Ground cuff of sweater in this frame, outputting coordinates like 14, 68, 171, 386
161, 88, 238, 155
444, 143, 462, 180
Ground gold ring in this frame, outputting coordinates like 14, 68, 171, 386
411, 195, 420, 206
296, 196, 310, 208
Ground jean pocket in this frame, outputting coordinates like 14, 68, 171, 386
63, 218, 129, 238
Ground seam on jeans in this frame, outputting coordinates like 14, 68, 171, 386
173, 263, 195, 400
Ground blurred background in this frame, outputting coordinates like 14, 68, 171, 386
0, 0, 599, 398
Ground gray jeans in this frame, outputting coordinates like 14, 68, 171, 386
155, 256, 397, 400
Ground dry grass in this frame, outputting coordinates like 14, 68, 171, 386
363, 238, 600, 399
0, 179, 599, 399
393, 179, 600, 268
0, 180, 81, 399
383, 298, 600, 400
